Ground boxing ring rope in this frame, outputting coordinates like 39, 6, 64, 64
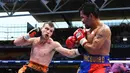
0, 60, 130, 70
0, 60, 130, 64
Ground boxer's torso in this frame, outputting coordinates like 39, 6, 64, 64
86, 24, 111, 55
29, 37, 56, 66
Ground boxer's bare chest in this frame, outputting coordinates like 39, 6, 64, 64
32, 41, 54, 55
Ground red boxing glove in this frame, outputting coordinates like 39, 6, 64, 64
66, 36, 76, 48
73, 28, 87, 46
73, 28, 85, 41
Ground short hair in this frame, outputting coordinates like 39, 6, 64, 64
42, 21, 54, 28
79, 2, 99, 18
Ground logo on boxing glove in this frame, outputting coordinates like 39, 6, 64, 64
75, 32, 82, 39
74, 28, 87, 46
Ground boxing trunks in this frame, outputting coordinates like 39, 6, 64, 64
78, 54, 111, 73
18, 61, 48, 73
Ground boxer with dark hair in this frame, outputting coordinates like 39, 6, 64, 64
66, 2, 111, 73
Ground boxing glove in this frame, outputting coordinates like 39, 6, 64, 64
73, 28, 87, 46
24, 27, 41, 40
66, 36, 76, 48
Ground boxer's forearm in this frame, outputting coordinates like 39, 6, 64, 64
64, 49, 80, 58
55, 47, 80, 58
14, 36, 30, 46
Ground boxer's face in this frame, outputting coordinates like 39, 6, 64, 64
41, 24, 54, 39
80, 11, 92, 29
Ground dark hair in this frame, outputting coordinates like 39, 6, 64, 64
42, 21, 54, 28
79, 2, 99, 18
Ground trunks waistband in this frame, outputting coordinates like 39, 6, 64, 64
84, 54, 110, 63
27, 61, 48, 73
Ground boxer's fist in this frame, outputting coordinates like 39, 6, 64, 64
28, 27, 41, 37
24, 27, 41, 40
66, 36, 76, 48
73, 28, 85, 41
73, 28, 87, 46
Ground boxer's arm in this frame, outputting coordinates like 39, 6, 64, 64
54, 42, 80, 58
14, 35, 34, 46
83, 27, 111, 50
14, 27, 41, 46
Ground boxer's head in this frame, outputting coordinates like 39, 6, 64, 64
41, 21, 55, 39
79, 2, 99, 28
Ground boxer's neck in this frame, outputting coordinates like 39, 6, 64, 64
39, 37, 49, 44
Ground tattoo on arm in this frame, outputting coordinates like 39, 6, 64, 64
96, 34, 103, 39
96, 28, 106, 39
